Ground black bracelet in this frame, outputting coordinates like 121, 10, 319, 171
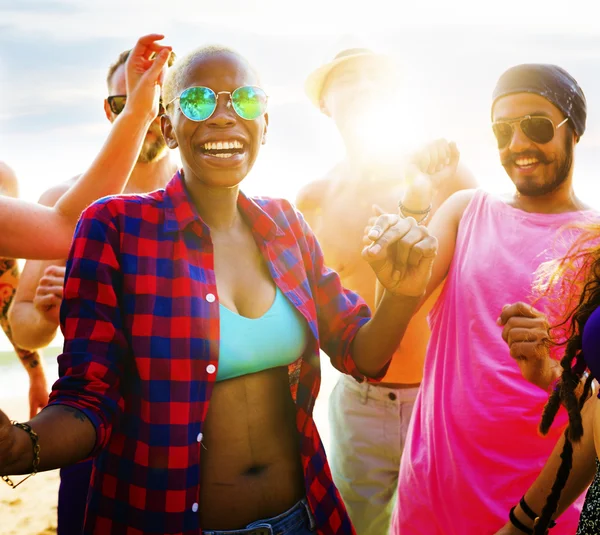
520, 496, 556, 528
398, 202, 432, 224
509, 506, 533, 534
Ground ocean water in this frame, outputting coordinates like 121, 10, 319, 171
0, 351, 60, 401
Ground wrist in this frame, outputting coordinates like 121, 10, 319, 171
544, 362, 562, 393
117, 107, 155, 133
5, 425, 33, 474
381, 290, 423, 305
398, 201, 432, 224
513, 504, 535, 530
28, 367, 46, 382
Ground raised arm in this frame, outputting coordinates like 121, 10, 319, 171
0, 34, 171, 260
375, 140, 476, 306
9, 183, 73, 352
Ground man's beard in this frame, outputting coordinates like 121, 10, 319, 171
502, 139, 573, 197
137, 123, 167, 164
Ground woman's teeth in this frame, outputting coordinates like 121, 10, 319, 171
203, 140, 243, 151
202, 140, 244, 159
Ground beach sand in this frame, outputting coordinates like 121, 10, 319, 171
0, 353, 338, 535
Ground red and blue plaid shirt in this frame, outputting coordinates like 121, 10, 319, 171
48, 171, 375, 535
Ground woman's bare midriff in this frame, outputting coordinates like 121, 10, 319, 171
199, 366, 305, 530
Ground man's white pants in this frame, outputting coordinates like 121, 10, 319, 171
328, 374, 419, 535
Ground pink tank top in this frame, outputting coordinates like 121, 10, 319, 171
392, 190, 596, 535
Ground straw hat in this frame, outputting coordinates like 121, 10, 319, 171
304, 48, 393, 112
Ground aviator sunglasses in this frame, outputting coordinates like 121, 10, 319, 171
165, 85, 268, 122
492, 115, 569, 149
107, 95, 165, 116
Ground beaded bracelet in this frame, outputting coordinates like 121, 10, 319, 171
398, 201, 432, 224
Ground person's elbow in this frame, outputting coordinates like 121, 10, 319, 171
8, 303, 45, 351
46, 213, 77, 259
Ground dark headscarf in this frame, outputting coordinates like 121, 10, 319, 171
492, 64, 587, 137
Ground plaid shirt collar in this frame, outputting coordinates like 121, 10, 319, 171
163, 170, 285, 242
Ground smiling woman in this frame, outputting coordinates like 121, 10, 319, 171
160, 46, 269, 192
0, 34, 439, 535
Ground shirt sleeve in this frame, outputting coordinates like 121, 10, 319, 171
47, 200, 129, 457
296, 209, 386, 382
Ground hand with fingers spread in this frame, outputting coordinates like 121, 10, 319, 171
497, 301, 560, 390
33, 265, 65, 326
124, 33, 172, 123
362, 208, 437, 298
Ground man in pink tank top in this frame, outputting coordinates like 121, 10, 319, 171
386, 64, 596, 534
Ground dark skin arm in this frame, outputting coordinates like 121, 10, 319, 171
351, 212, 438, 377
352, 292, 422, 377
494, 393, 597, 534
0, 405, 96, 475
0, 33, 170, 478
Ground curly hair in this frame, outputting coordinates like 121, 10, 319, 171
532, 224, 600, 534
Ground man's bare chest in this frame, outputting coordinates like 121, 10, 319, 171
311, 180, 405, 274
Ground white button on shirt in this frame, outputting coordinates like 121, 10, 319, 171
197, 433, 203, 443
192, 503, 199, 513
206, 293, 216, 303
206, 364, 216, 374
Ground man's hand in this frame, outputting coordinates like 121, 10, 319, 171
33, 265, 65, 326
407, 138, 460, 190
362, 212, 437, 298
497, 302, 560, 390
125, 33, 172, 123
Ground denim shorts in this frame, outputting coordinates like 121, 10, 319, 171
203, 498, 316, 535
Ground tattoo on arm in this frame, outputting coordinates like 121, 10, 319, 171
0, 258, 15, 275
61, 406, 87, 422
0, 276, 43, 365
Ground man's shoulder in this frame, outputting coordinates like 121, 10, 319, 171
296, 176, 335, 206
437, 188, 480, 217
37, 175, 80, 207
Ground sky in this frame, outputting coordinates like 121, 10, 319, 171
2, 0, 600, 349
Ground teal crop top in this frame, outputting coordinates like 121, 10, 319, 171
216, 287, 309, 382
